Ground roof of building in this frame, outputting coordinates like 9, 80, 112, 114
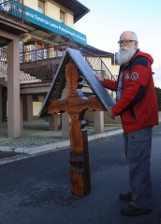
82, 44, 114, 58
54, 0, 90, 23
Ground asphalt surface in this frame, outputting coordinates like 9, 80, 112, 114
0, 124, 161, 224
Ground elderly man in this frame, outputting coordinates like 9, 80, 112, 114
96, 31, 158, 216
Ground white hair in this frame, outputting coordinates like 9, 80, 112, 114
120, 31, 138, 41
130, 31, 138, 41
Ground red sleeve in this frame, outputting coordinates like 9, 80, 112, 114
103, 79, 117, 91
112, 62, 151, 116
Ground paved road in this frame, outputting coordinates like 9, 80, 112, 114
0, 125, 161, 224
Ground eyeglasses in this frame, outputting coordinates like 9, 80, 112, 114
118, 39, 137, 46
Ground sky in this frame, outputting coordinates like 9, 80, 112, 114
74, 0, 161, 88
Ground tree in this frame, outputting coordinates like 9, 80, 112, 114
155, 87, 161, 111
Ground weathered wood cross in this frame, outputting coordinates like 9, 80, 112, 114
39, 48, 114, 196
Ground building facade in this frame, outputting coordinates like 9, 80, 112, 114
0, 0, 119, 138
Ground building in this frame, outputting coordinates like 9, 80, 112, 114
0, 0, 119, 138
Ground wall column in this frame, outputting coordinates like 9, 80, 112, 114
20, 95, 23, 133
94, 111, 104, 133
62, 112, 70, 139
0, 85, 2, 123
7, 36, 21, 138
26, 95, 33, 122
61, 88, 69, 139
49, 114, 59, 131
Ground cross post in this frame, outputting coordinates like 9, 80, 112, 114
47, 60, 105, 196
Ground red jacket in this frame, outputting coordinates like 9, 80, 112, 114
103, 50, 159, 134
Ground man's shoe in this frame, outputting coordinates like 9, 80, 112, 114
120, 205, 151, 216
119, 192, 132, 201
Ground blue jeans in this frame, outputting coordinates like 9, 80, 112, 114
124, 126, 152, 209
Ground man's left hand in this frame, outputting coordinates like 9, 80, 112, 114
108, 107, 115, 119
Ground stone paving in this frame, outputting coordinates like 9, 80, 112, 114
0, 112, 161, 159
1, 111, 161, 155
0, 121, 123, 156
0, 136, 59, 148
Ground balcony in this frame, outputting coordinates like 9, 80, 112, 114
0, 0, 31, 41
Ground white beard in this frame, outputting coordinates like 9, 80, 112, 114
116, 46, 137, 65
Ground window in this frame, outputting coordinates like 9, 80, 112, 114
60, 10, 65, 23
0, 0, 11, 11
38, 0, 45, 14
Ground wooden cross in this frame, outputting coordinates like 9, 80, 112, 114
39, 48, 114, 197
46, 60, 105, 196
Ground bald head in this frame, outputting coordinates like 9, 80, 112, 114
118, 31, 138, 50
120, 31, 138, 42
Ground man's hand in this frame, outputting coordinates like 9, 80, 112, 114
94, 73, 104, 83
107, 107, 115, 120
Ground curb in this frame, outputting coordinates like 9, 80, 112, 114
0, 129, 123, 156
